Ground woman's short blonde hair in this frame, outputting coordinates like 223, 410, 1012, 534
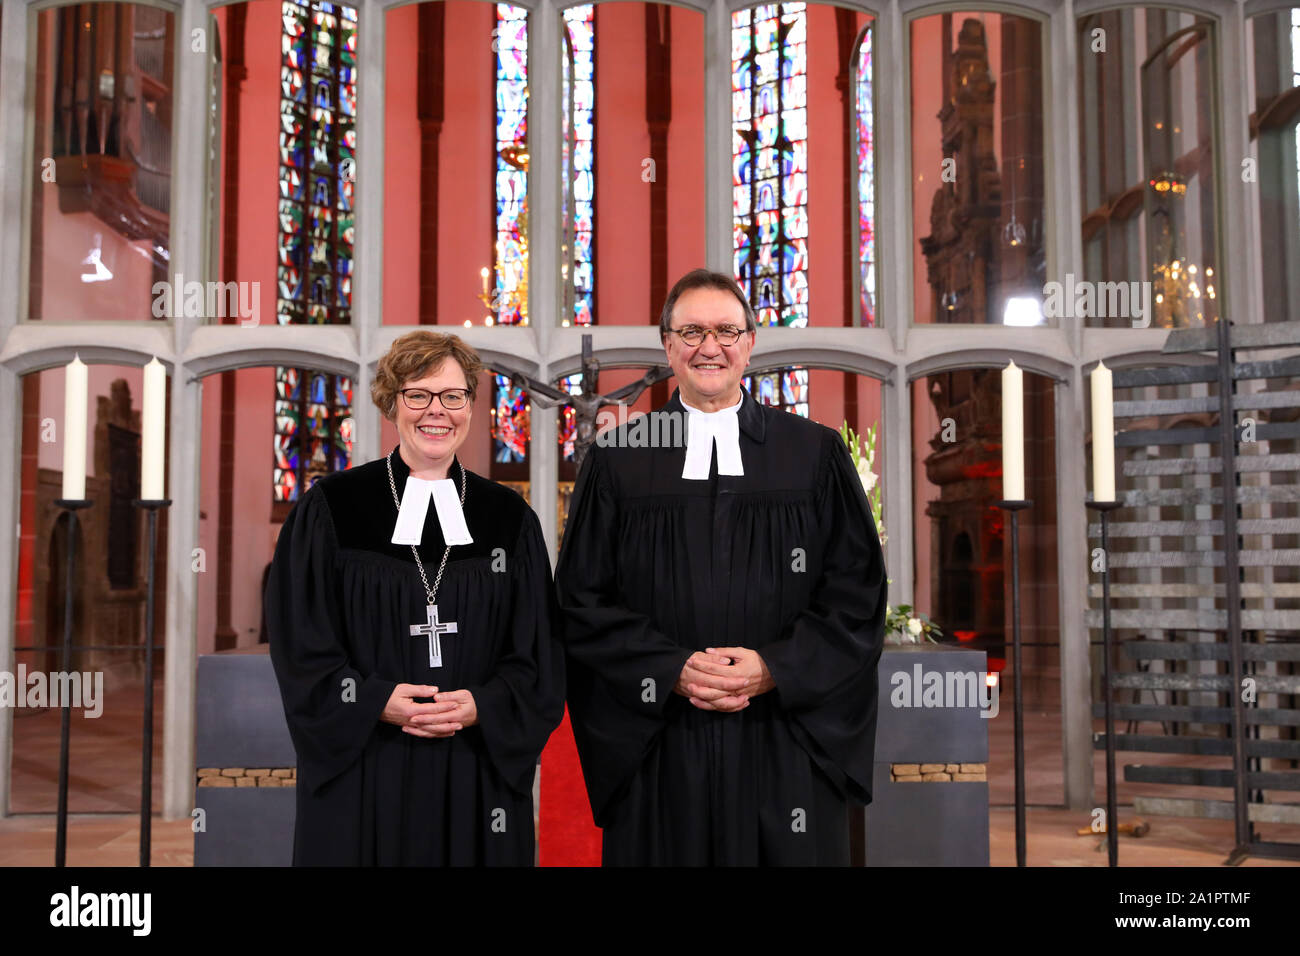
371, 331, 485, 421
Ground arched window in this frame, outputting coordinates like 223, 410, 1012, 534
491, 374, 529, 466
493, 3, 529, 328
733, 3, 810, 417
272, 369, 354, 503
731, 3, 809, 328
743, 367, 809, 417
491, 4, 595, 467
853, 25, 876, 326
1077, 8, 1213, 328
276, 0, 356, 326
558, 5, 595, 463
272, 1, 357, 502
491, 4, 531, 470
564, 4, 596, 328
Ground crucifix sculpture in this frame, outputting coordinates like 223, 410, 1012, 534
493, 334, 672, 471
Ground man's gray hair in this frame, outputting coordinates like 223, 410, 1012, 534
658, 269, 757, 340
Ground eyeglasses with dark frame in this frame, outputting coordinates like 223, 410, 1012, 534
668, 325, 746, 347
398, 387, 471, 411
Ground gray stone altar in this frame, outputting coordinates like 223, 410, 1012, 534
193, 644, 992, 866
863, 644, 992, 866
193, 649, 296, 866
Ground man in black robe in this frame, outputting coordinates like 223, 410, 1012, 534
267, 452, 563, 865
556, 269, 887, 865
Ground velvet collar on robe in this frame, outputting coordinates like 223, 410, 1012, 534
321, 446, 521, 565
664, 386, 767, 445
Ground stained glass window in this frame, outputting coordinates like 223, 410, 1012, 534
277, 0, 356, 326
731, 2, 809, 329
557, 373, 584, 460
491, 373, 529, 464
562, 12, 571, 323
558, 6, 594, 459
273, 0, 355, 503
744, 367, 809, 419
735, 5, 809, 419
488, 5, 531, 468
855, 27, 876, 327
564, 5, 595, 327
273, 369, 354, 502
493, 4, 529, 327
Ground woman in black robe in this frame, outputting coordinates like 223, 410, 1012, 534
266, 331, 564, 865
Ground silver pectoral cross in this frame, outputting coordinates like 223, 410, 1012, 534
410, 603, 458, 669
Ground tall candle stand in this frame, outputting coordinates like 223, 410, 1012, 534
133, 497, 171, 866
1086, 498, 1121, 866
52, 498, 92, 867
995, 498, 1032, 867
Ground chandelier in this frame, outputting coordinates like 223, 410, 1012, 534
1147, 171, 1214, 328
1151, 257, 1215, 328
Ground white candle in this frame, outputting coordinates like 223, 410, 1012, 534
62, 355, 88, 501
1002, 360, 1024, 501
1091, 360, 1116, 502
141, 357, 166, 500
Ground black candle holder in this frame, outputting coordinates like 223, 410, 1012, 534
51, 498, 92, 867
132, 498, 171, 867
995, 498, 1032, 867
1086, 498, 1122, 867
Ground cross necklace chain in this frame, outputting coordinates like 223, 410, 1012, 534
387, 449, 466, 669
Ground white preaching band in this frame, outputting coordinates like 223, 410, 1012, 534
680, 392, 745, 480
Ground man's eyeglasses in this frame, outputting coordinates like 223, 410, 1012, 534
399, 387, 470, 411
669, 325, 745, 347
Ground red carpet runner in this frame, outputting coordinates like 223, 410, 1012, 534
539, 706, 602, 866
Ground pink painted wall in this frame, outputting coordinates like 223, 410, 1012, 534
35, 214, 159, 320
805, 368, 881, 432
594, 2, 651, 325
808, 367, 843, 429
591, 367, 659, 420
384, 0, 494, 327
31, 8, 168, 321
230, 0, 281, 305
665, 4, 706, 289
383, 3, 422, 326
226, 366, 277, 650
380, 2, 493, 471
803, 5, 873, 328
196, 369, 279, 652
197, 0, 348, 650
202, 0, 282, 650
382, 2, 709, 330
437, 1, 496, 326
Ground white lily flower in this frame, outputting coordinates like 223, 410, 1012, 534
856, 459, 877, 492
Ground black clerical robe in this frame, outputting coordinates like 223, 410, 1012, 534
556, 388, 887, 865
266, 451, 564, 866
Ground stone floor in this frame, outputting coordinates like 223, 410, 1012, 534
2, 677, 1297, 866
